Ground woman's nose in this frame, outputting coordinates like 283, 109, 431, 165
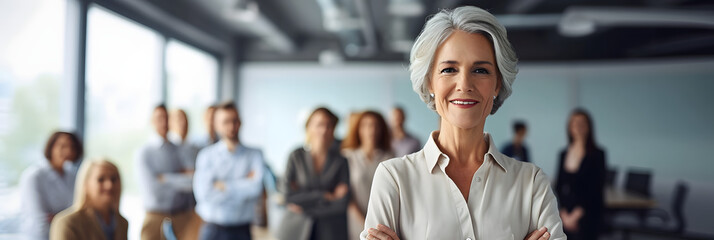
455, 72, 474, 92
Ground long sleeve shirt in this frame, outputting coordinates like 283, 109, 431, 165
555, 147, 606, 238
19, 161, 78, 240
277, 147, 350, 240
193, 141, 265, 226
135, 135, 193, 213
341, 148, 393, 215
361, 131, 566, 240
391, 133, 421, 158
168, 132, 200, 170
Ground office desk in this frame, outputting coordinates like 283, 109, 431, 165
605, 187, 659, 232
605, 187, 657, 209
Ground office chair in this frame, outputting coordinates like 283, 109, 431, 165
648, 181, 689, 233
618, 181, 690, 240
625, 169, 652, 197
606, 167, 618, 187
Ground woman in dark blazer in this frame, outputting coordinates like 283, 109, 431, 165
278, 107, 350, 240
555, 109, 607, 240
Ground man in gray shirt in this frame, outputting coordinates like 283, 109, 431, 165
136, 104, 198, 240
390, 107, 421, 157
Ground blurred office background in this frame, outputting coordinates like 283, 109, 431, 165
1, 0, 713, 239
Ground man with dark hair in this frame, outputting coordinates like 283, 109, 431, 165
501, 120, 530, 162
193, 101, 265, 240
136, 104, 197, 240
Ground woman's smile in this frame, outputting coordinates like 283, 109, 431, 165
449, 98, 479, 108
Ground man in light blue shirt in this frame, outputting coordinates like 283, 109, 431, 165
194, 102, 264, 240
136, 104, 196, 240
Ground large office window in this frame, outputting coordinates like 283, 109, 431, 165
0, 2, 221, 237
84, 6, 163, 192
166, 40, 218, 139
0, 0, 66, 234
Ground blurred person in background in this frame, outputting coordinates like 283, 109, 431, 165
193, 102, 265, 240
555, 109, 606, 240
168, 108, 203, 233
194, 105, 218, 149
362, 6, 563, 240
19, 131, 83, 240
50, 158, 127, 240
278, 107, 350, 240
501, 120, 530, 162
390, 107, 421, 157
341, 111, 394, 240
169, 109, 200, 170
135, 104, 196, 240
335, 111, 364, 151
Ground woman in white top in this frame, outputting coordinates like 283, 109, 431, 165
19, 131, 83, 240
361, 6, 565, 240
341, 111, 395, 240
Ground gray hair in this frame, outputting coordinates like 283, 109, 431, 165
409, 6, 518, 114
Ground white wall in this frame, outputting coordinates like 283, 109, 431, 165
238, 58, 714, 235
237, 63, 438, 175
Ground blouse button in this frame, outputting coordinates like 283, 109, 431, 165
475, 177, 482, 182
466, 238, 472, 240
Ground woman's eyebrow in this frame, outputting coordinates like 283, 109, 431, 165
473, 61, 494, 66
439, 60, 459, 64
438, 60, 494, 66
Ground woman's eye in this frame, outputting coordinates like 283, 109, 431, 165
473, 68, 489, 74
440, 68, 457, 74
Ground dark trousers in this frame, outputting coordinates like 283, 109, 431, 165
199, 222, 251, 240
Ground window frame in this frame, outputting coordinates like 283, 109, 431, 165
68, 0, 225, 139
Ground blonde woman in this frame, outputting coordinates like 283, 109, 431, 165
50, 159, 127, 240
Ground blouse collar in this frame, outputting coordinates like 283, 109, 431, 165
423, 131, 508, 174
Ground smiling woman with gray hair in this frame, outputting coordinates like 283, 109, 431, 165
361, 6, 566, 240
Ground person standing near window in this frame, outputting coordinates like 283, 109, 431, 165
19, 131, 83, 240
136, 104, 195, 240
50, 158, 128, 240
193, 102, 265, 240
194, 105, 218, 149
169, 109, 200, 170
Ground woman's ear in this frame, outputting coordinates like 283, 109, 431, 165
495, 77, 502, 97
427, 79, 435, 97
427, 79, 433, 94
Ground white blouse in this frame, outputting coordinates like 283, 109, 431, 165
20, 161, 78, 240
343, 148, 394, 240
361, 132, 566, 240
342, 148, 394, 214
